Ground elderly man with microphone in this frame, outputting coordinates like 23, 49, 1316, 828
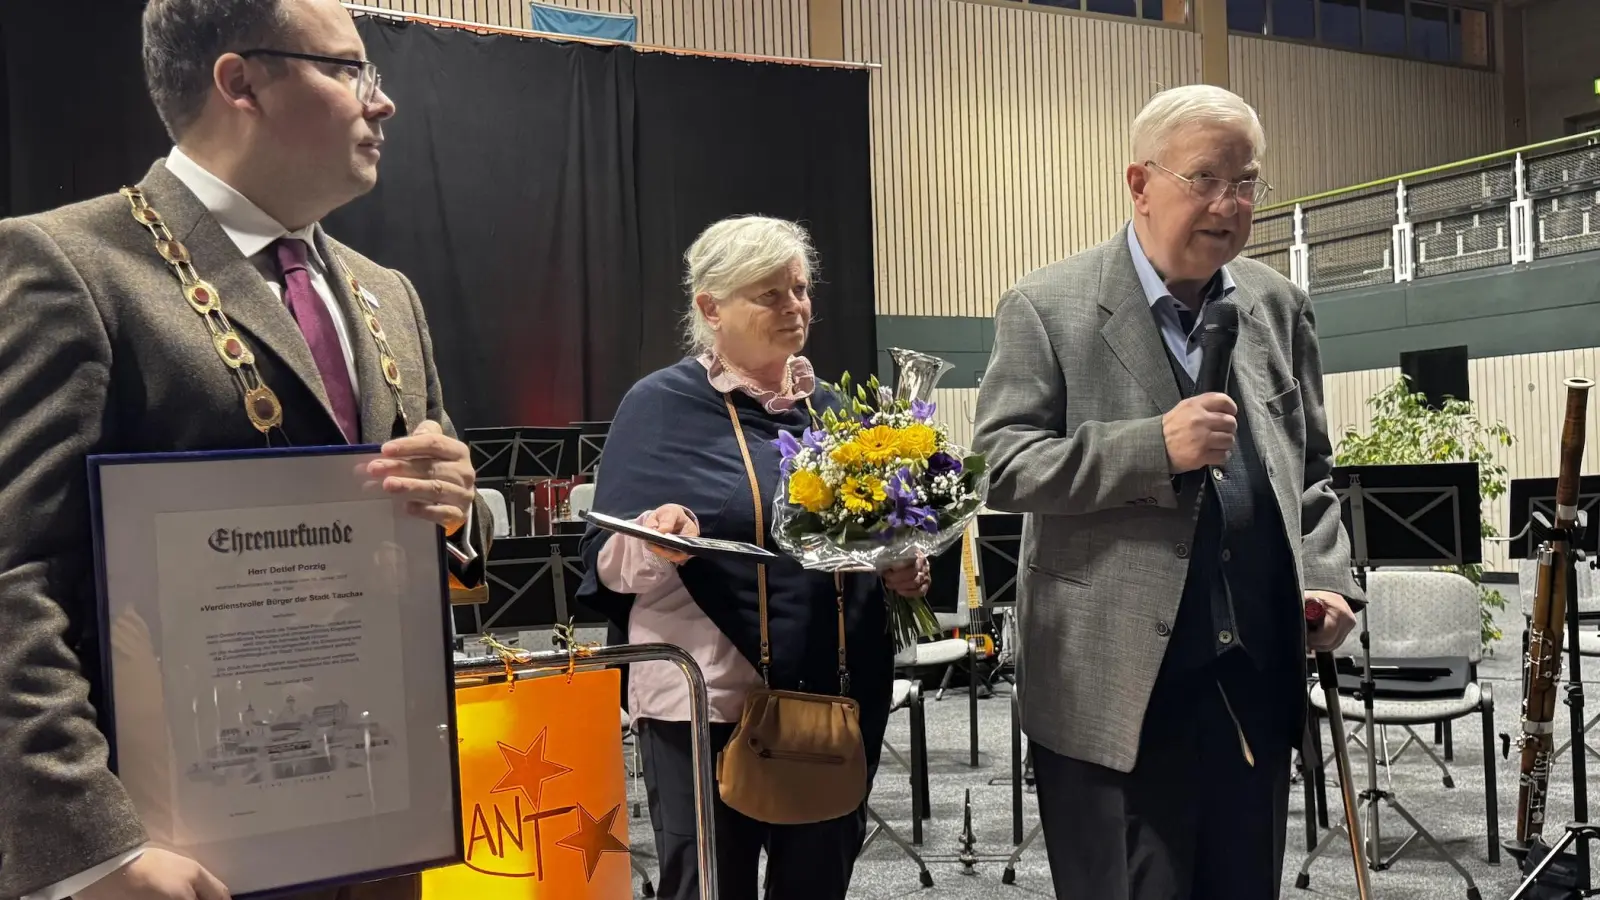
972, 84, 1362, 899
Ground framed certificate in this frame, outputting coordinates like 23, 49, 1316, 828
88, 446, 463, 899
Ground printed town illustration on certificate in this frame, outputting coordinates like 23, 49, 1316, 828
154, 497, 415, 845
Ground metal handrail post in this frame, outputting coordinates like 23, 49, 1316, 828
454, 644, 719, 900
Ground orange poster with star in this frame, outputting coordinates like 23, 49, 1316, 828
423, 669, 632, 899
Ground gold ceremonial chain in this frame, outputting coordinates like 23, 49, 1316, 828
120, 186, 413, 439
120, 187, 282, 433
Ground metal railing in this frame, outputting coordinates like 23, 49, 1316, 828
1245, 130, 1600, 295
454, 644, 719, 900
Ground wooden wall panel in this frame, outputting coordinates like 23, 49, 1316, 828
356, 0, 809, 56
841, 0, 1202, 318
931, 387, 981, 457
1325, 349, 1600, 574
1229, 35, 1504, 202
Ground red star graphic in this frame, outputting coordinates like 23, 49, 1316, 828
489, 728, 572, 811
555, 803, 629, 882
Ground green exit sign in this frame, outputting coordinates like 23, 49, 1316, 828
1594, 76, 1600, 96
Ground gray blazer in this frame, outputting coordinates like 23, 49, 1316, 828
971, 225, 1362, 774
0, 160, 490, 898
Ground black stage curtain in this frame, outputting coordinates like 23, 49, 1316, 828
0, 0, 171, 219
632, 52, 877, 391
4, 11, 877, 429
326, 19, 643, 430
332, 18, 878, 426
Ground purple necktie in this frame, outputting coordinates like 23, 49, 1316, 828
273, 238, 360, 443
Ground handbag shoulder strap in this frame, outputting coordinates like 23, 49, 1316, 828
723, 393, 849, 695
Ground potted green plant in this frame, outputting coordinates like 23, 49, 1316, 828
1333, 375, 1516, 649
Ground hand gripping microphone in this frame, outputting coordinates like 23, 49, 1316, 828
1195, 298, 1240, 397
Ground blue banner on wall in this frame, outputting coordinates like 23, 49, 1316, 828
529, 2, 638, 42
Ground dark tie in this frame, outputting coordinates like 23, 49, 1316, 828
273, 238, 360, 443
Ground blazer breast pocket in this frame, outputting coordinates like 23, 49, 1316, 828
1265, 378, 1303, 420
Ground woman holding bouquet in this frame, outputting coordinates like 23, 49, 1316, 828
577, 215, 928, 900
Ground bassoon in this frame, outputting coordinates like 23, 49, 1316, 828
1515, 376, 1593, 850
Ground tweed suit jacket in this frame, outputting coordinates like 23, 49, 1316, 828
971, 224, 1363, 775
0, 160, 490, 898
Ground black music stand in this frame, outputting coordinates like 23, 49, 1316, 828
512, 427, 582, 536
572, 421, 610, 479
1301, 462, 1485, 899
463, 426, 526, 488
1509, 476, 1600, 560
1505, 480, 1597, 898
975, 513, 1023, 612
971, 514, 1031, 843
452, 535, 606, 638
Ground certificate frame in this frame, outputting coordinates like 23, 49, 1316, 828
87, 444, 464, 900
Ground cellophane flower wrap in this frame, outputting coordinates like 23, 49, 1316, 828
770, 372, 988, 651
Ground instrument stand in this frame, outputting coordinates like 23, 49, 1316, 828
1505, 511, 1596, 898
1298, 463, 1484, 900
1509, 824, 1600, 900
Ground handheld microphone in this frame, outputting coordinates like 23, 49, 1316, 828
1195, 298, 1240, 397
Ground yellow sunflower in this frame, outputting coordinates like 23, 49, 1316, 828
839, 475, 887, 514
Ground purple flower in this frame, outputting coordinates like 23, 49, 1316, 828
927, 451, 962, 477
886, 467, 939, 533
773, 431, 802, 474
802, 428, 827, 453
911, 400, 937, 422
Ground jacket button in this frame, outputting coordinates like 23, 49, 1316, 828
1175, 542, 1189, 559
1156, 621, 1171, 636
1219, 630, 1234, 644
1222, 549, 1232, 563
1212, 468, 1224, 481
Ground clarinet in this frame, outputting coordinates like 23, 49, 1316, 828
1515, 376, 1593, 848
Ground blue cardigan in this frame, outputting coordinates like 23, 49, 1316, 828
577, 357, 893, 701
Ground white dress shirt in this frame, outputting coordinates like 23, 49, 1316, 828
25, 147, 471, 899
166, 145, 363, 396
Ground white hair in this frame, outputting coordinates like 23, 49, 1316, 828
680, 215, 818, 354
1131, 84, 1266, 166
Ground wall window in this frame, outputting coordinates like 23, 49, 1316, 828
1321, 0, 1362, 47
1086, 0, 1138, 15
1410, 1, 1451, 59
1365, 0, 1407, 54
1272, 0, 1316, 38
1228, 0, 1267, 33
1001, 0, 1190, 25
1230, 0, 1493, 69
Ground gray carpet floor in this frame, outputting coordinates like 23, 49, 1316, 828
606, 586, 1600, 899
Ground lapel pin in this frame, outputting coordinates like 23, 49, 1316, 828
359, 286, 381, 309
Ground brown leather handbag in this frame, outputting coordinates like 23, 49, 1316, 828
714, 394, 870, 826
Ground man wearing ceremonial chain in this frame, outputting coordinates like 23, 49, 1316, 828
0, 1, 490, 898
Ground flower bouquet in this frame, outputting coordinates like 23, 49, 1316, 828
770, 362, 989, 651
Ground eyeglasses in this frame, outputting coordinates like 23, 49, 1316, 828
1146, 161, 1273, 206
239, 49, 385, 107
